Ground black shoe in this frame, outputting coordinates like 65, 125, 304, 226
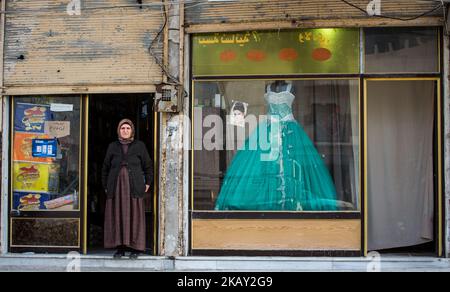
113, 250, 125, 259
129, 252, 139, 260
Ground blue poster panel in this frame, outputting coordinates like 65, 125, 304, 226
14, 103, 52, 133
13, 192, 51, 211
13, 192, 75, 211
32, 139, 58, 158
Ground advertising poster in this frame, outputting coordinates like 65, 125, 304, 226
229, 101, 249, 127
44, 195, 75, 211
13, 192, 51, 211
14, 103, 52, 133
13, 192, 74, 211
13, 132, 53, 163
32, 139, 58, 158
13, 162, 60, 193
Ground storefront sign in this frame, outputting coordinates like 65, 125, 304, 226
193, 28, 360, 76
45, 121, 71, 138
32, 139, 58, 158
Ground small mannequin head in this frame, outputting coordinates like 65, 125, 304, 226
270, 80, 293, 93
233, 102, 246, 114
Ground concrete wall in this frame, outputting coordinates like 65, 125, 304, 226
159, 2, 187, 257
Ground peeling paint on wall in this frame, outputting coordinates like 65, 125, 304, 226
160, 112, 185, 256
185, 0, 440, 25
4, 0, 164, 86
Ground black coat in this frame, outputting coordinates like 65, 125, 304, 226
102, 140, 153, 199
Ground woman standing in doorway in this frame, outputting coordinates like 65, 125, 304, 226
102, 119, 153, 259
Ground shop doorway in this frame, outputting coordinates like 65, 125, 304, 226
366, 79, 440, 256
87, 94, 156, 255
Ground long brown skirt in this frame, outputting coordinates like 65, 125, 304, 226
104, 167, 146, 252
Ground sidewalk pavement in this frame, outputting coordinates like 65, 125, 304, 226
0, 253, 450, 272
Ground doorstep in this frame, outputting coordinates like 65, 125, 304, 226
0, 254, 449, 272
0, 253, 172, 272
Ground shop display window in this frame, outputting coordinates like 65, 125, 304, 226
193, 79, 360, 212
11, 96, 81, 212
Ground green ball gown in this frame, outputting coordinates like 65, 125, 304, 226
215, 84, 338, 211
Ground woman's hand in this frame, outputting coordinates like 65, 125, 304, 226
145, 185, 150, 193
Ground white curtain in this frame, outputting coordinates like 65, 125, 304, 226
350, 83, 360, 209
293, 80, 360, 210
368, 80, 435, 251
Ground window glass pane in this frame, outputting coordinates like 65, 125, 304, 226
193, 80, 360, 211
365, 27, 439, 73
11, 218, 79, 247
12, 96, 81, 211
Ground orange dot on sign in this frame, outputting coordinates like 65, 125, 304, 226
220, 50, 237, 62
279, 48, 299, 61
312, 48, 332, 61
246, 50, 266, 62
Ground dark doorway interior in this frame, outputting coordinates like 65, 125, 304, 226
87, 94, 155, 255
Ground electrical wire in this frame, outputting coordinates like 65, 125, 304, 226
148, 0, 189, 107
0, 0, 209, 15
340, 0, 443, 21
148, 1, 178, 85
441, 0, 449, 36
